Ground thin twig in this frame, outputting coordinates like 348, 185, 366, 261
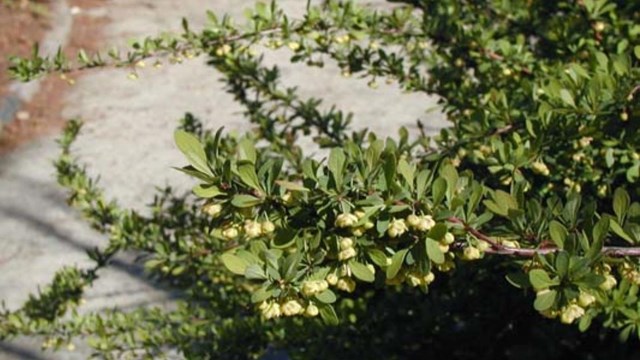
447, 217, 640, 258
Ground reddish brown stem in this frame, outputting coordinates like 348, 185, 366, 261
447, 217, 640, 258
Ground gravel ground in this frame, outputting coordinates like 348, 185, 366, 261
0, 1, 447, 358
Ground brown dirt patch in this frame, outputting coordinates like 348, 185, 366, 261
0, 0, 108, 154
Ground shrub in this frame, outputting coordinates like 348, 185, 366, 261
2, 0, 640, 358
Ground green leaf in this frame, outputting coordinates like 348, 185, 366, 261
386, 249, 408, 279
328, 148, 346, 190
610, 219, 634, 243
276, 180, 309, 192
432, 178, 447, 205
505, 272, 529, 289
237, 163, 263, 193
555, 251, 569, 278
174, 130, 213, 177
251, 286, 272, 303
440, 164, 459, 196
350, 261, 375, 282
315, 289, 337, 304
368, 249, 388, 267
613, 187, 630, 223
426, 239, 445, 264
237, 137, 257, 164
529, 269, 557, 290
590, 217, 609, 258
415, 169, 431, 200
319, 304, 339, 325
220, 253, 248, 275
245, 264, 267, 280
397, 159, 415, 190
634, 45, 640, 60
193, 184, 224, 198
559, 89, 576, 108
231, 194, 262, 208
534, 289, 557, 311
549, 221, 567, 249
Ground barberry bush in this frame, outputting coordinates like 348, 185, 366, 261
3, 0, 640, 358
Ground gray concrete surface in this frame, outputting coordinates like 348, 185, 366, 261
0, 1, 448, 358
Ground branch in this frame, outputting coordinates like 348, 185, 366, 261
447, 217, 640, 258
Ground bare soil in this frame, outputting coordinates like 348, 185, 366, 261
0, 0, 107, 154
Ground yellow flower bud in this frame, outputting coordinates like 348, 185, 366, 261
354, 210, 366, 219
388, 218, 408, 238
352, 227, 364, 237
578, 291, 596, 308
364, 221, 375, 230
422, 272, 436, 286
281, 300, 304, 316
336, 277, 356, 293
416, 215, 436, 232
261, 220, 276, 234
305, 303, 319, 317
406, 214, 421, 228
222, 227, 239, 240
594, 21, 605, 32
202, 203, 222, 217
599, 274, 617, 291
462, 246, 482, 261
261, 302, 282, 319
288, 41, 301, 51
335, 213, 359, 228
340, 237, 354, 251
302, 280, 329, 296
531, 161, 550, 176
406, 273, 422, 287
339, 247, 357, 261
560, 304, 585, 324
244, 220, 262, 238
442, 232, 455, 245
215, 44, 232, 56
326, 273, 339, 286
438, 243, 450, 253
477, 240, 491, 252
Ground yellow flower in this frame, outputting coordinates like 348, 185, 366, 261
281, 300, 304, 316
406, 214, 421, 228
336, 277, 356, 293
416, 215, 436, 232
326, 273, 339, 286
339, 237, 354, 250
599, 274, 617, 291
462, 246, 481, 261
202, 203, 222, 217
531, 161, 550, 176
244, 220, 262, 238
422, 272, 435, 286
222, 227, 239, 240
305, 303, 319, 317
288, 41, 301, 51
301, 280, 329, 296
338, 247, 357, 261
442, 232, 455, 245
560, 304, 585, 324
335, 213, 359, 228
261, 220, 276, 234
406, 274, 422, 287
261, 302, 282, 319
578, 291, 596, 308
388, 218, 408, 238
